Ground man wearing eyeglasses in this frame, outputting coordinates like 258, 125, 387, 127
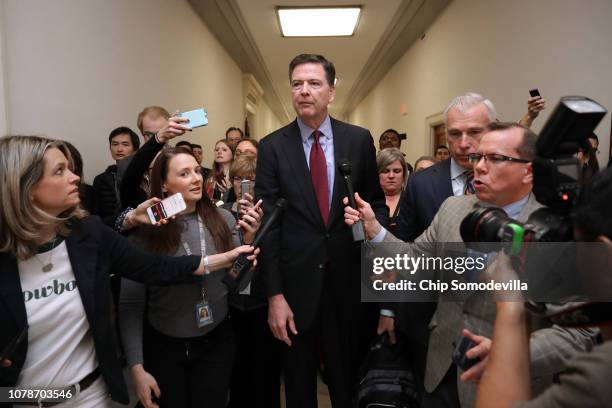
345, 121, 596, 408
386, 93, 496, 400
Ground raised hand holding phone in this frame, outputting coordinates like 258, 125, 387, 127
146, 193, 187, 224
177, 108, 208, 128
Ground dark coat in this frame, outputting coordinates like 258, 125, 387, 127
395, 158, 454, 242
92, 165, 120, 227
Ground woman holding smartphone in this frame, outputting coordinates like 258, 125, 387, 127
204, 139, 234, 204
222, 153, 283, 408
0, 136, 256, 407
119, 147, 262, 408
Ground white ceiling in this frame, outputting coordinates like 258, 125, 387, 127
189, 0, 450, 122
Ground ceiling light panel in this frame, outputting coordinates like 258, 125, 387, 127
277, 7, 361, 37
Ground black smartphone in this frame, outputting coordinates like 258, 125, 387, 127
0, 325, 28, 361
529, 88, 541, 98
452, 335, 480, 371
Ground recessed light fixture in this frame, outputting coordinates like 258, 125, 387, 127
276, 6, 361, 37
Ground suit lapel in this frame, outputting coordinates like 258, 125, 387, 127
279, 120, 325, 227
328, 118, 348, 228
432, 159, 454, 201
0, 254, 28, 329
65, 221, 98, 319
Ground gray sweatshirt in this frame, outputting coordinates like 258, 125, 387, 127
119, 209, 239, 366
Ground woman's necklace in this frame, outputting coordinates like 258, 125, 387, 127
35, 236, 59, 272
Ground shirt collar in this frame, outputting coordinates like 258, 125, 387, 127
450, 157, 468, 180
502, 193, 531, 219
297, 116, 333, 143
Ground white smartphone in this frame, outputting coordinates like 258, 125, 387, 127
146, 192, 187, 224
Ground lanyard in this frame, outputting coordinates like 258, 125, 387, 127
182, 217, 207, 257
182, 218, 208, 300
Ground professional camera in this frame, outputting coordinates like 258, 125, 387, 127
460, 96, 607, 249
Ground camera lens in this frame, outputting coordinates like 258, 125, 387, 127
461, 207, 511, 242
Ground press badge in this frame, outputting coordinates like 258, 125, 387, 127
195, 288, 214, 328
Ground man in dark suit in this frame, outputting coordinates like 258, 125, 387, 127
255, 54, 385, 408
384, 93, 497, 398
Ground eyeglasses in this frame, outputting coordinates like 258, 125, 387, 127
467, 153, 530, 165
232, 176, 254, 183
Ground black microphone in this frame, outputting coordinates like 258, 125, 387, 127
223, 198, 287, 292
337, 159, 365, 242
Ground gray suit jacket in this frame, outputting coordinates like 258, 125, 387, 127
382, 194, 597, 407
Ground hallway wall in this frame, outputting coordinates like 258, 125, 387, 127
1, 0, 269, 181
349, 0, 612, 167
253, 98, 283, 140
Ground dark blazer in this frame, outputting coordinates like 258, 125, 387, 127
0, 216, 200, 404
395, 158, 453, 242
255, 118, 386, 330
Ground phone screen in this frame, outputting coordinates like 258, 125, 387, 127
148, 202, 167, 223
529, 89, 541, 98
147, 193, 187, 224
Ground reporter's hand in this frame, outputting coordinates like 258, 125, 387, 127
227, 244, 259, 265
343, 192, 381, 239
126, 197, 175, 229
217, 178, 231, 193
377, 315, 396, 344
486, 251, 524, 302
1, 359, 12, 368
237, 199, 263, 244
527, 96, 546, 119
459, 328, 492, 384
268, 294, 297, 346
155, 110, 192, 143
131, 364, 161, 408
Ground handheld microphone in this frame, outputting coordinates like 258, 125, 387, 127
337, 159, 365, 242
223, 198, 287, 292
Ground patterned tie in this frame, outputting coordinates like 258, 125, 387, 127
310, 130, 329, 224
463, 169, 475, 195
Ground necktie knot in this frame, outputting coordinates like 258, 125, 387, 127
463, 169, 475, 195
312, 130, 321, 143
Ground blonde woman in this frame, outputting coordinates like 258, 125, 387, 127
376, 147, 408, 232
0, 135, 255, 407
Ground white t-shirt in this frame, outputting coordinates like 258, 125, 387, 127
17, 241, 98, 388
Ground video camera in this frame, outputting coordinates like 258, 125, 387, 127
460, 96, 607, 249
460, 96, 610, 324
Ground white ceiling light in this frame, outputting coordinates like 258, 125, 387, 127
277, 6, 362, 37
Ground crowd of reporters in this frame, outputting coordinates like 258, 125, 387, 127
1, 54, 611, 408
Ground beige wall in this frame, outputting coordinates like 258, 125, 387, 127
253, 97, 284, 140
349, 0, 612, 167
0, 1, 8, 135
2, 0, 251, 182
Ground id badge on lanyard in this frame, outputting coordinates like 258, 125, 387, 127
183, 218, 214, 328
195, 287, 214, 328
